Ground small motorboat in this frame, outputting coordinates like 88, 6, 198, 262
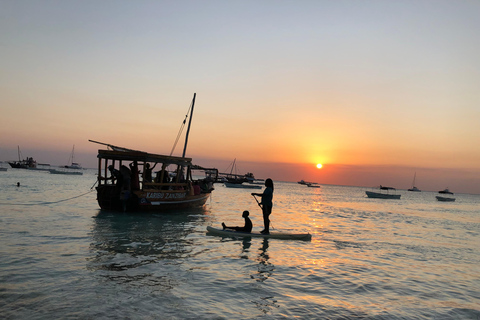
366, 186, 401, 199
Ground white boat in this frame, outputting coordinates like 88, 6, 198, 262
407, 172, 421, 192
224, 182, 261, 189
436, 196, 455, 202
64, 145, 82, 169
366, 186, 401, 199
49, 168, 83, 175
206, 226, 312, 241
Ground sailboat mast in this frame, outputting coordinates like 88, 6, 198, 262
182, 93, 196, 158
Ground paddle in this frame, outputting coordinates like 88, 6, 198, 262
251, 194, 275, 230
252, 193, 263, 209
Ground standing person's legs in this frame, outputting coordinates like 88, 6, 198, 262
262, 206, 272, 233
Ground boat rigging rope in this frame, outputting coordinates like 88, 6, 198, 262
0, 189, 95, 206
169, 100, 193, 156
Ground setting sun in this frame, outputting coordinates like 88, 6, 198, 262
316, 163, 323, 169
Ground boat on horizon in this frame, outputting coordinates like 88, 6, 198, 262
407, 172, 421, 192
438, 188, 453, 194
298, 180, 316, 185
8, 146, 37, 169
436, 196, 455, 202
436, 188, 455, 202
49, 168, 83, 175
217, 159, 256, 184
366, 186, 401, 199
90, 94, 219, 213
224, 182, 262, 189
64, 145, 82, 170
306, 183, 320, 188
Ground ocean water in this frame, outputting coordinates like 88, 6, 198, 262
0, 167, 479, 319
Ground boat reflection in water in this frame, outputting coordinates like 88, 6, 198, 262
88, 210, 208, 286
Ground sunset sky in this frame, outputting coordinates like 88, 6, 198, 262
1, 1, 479, 193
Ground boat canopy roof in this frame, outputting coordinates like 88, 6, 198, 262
97, 149, 193, 167
91, 140, 217, 172
380, 186, 396, 190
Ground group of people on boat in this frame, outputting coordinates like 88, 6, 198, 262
222, 178, 274, 235
107, 161, 214, 200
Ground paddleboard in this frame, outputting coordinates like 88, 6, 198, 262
206, 226, 312, 241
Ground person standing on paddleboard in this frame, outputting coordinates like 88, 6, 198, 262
252, 178, 274, 234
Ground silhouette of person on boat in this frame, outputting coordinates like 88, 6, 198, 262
143, 162, 157, 183
129, 161, 140, 191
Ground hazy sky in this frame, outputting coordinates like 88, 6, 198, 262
1, 1, 479, 193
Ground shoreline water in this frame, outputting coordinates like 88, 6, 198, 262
0, 168, 479, 319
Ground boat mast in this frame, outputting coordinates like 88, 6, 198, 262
230, 158, 236, 175
70, 145, 75, 164
182, 93, 196, 158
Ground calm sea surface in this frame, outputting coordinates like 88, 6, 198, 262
1, 167, 479, 319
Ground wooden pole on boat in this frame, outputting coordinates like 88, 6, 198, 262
182, 93, 196, 158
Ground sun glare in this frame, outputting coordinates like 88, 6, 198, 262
316, 163, 323, 169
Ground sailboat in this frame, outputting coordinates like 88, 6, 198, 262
90, 93, 219, 212
8, 146, 37, 169
218, 159, 250, 185
64, 145, 82, 169
407, 172, 421, 192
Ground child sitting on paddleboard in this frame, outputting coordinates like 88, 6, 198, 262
222, 210, 253, 233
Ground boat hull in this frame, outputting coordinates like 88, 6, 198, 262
224, 182, 262, 189
96, 185, 210, 212
206, 226, 312, 241
8, 162, 28, 169
366, 191, 401, 199
49, 169, 83, 175
436, 196, 455, 202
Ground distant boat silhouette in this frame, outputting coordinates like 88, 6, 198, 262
438, 188, 453, 194
366, 185, 401, 199
436, 188, 455, 202
408, 172, 421, 192
64, 145, 82, 169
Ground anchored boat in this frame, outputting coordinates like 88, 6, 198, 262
8, 146, 37, 169
408, 172, 421, 192
366, 186, 401, 199
90, 94, 218, 212
64, 145, 82, 169
436, 188, 455, 202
